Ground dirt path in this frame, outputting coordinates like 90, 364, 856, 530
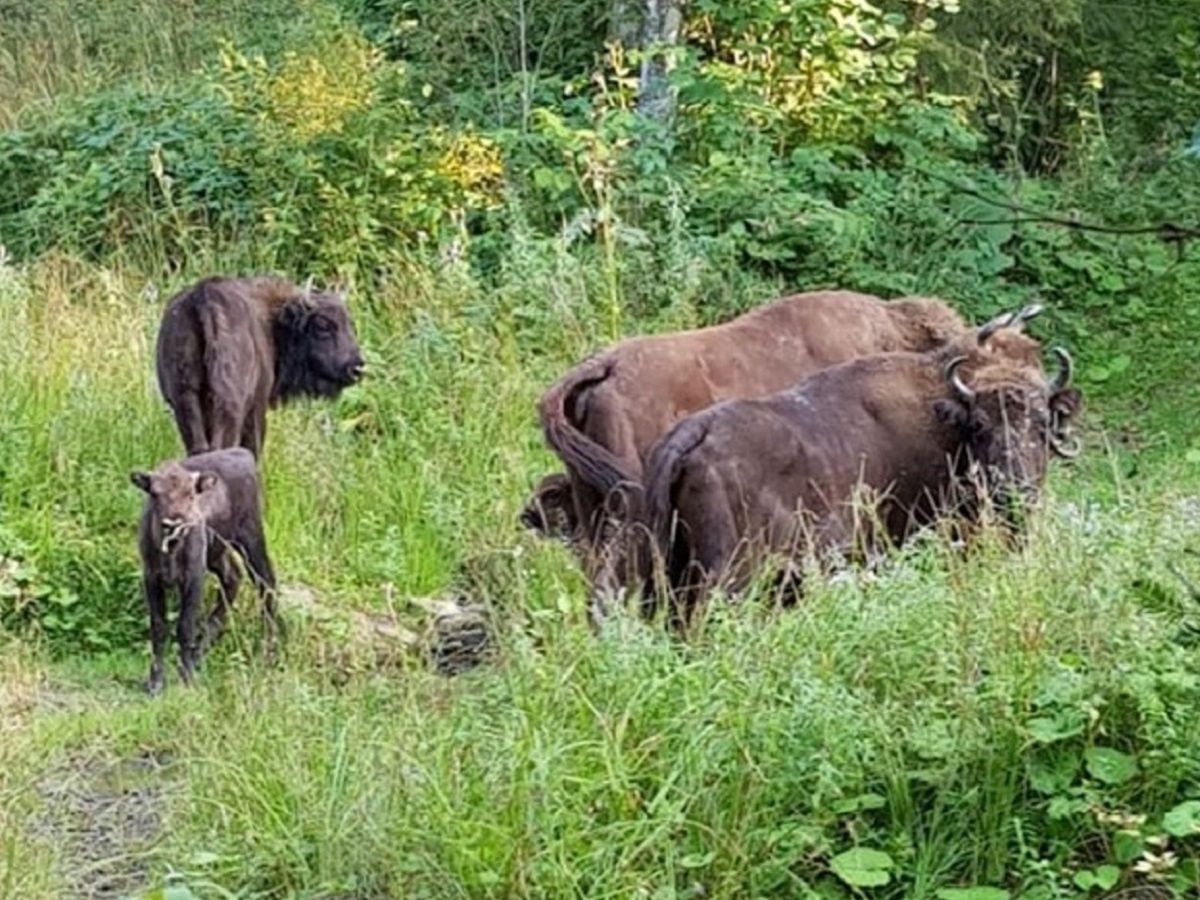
30, 749, 173, 899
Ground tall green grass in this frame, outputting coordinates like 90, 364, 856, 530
5, 484, 1200, 897
0, 0, 339, 126
1, 243, 1199, 896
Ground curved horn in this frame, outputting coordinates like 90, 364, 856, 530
945, 355, 976, 404
1015, 302, 1044, 324
978, 311, 1016, 344
1049, 346, 1073, 392
1050, 432, 1082, 459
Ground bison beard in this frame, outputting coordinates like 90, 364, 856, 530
156, 276, 365, 458
643, 319, 1081, 629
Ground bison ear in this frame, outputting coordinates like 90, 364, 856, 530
195, 472, 218, 494
1050, 388, 1082, 422
277, 298, 310, 330
933, 399, 971, 431
130, 471, 152, 493
934, 400, 991, 440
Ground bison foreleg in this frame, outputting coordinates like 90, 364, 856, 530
176, 573, 205, 685
144, 573, 169, 695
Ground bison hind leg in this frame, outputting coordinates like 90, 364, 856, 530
203, 546, 241, 651
170, 390, 211, 455
239, 409, 266, 459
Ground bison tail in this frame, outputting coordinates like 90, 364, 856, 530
537, 356, 640, 497
644, 417, 709, 573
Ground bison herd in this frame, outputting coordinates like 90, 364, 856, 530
132, 277, 1081, 692
524, 289, 1081, 630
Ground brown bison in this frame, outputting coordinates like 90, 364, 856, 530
643, 310, 1081, 626
519, 473, 580, 546
156, 276, 365, 457
533, 290, 971, 602
131, 447, 278, 694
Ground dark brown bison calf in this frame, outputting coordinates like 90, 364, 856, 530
131, 448, 279, 694
156, 276, 365, 458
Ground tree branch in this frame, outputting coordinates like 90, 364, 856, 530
916, 166, 1200, 252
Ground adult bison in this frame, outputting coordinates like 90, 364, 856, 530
643, 309, 1081, 626
532, 290, 970, 603
156, 276, 365, 457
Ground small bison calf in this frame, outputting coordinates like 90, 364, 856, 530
131, 448, 279, 694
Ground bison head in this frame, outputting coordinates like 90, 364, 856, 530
934, 331, 1081, 521
273, 289, 366, 402
520, 473, 580, 544
131, 462, 226, 553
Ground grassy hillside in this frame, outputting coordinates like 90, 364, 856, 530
2, 0, 1200, 896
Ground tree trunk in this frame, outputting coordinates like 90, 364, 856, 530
635, 0, 684, 123
609, 0, 643, 49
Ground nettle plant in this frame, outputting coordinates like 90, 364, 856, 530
1019, 668, 1200, 896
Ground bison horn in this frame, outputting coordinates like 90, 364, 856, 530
946, 355, 976, 404
1049, 346, 1073, 391
1050, 431, 1082, 459
977, 311, 1016, 344
1015, 302, 1044, 324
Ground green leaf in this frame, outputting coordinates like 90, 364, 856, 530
1094, 866, 1120, 890
1085, 747, 1138, 785
1074, 865, 1119, 892
936, 888, 1010, 900
833, 792, 887, 814
1108, 354, 1132, 375
1186, 448, 1200, 465
1114, 829, 1144, 864
1029, 750, 1080, 795
679, 851, 714, 869
1163, 800, 1200, 837
1027, 713, 1084, 744
1048, 795, 1088, 820
831, 847, 894, 888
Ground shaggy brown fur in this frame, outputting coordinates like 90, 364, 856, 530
643, 322, 1082, 627
155, 276, 365, 457
132, 448, 278, 694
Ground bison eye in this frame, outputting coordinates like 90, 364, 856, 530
312, 317, 335, 336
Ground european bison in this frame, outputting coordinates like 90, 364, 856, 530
131, 447, 278, 694
644, 309, 1081, 626
533, 290, 971, 605
156, 276, 365, 457
519, 473, 580, 546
